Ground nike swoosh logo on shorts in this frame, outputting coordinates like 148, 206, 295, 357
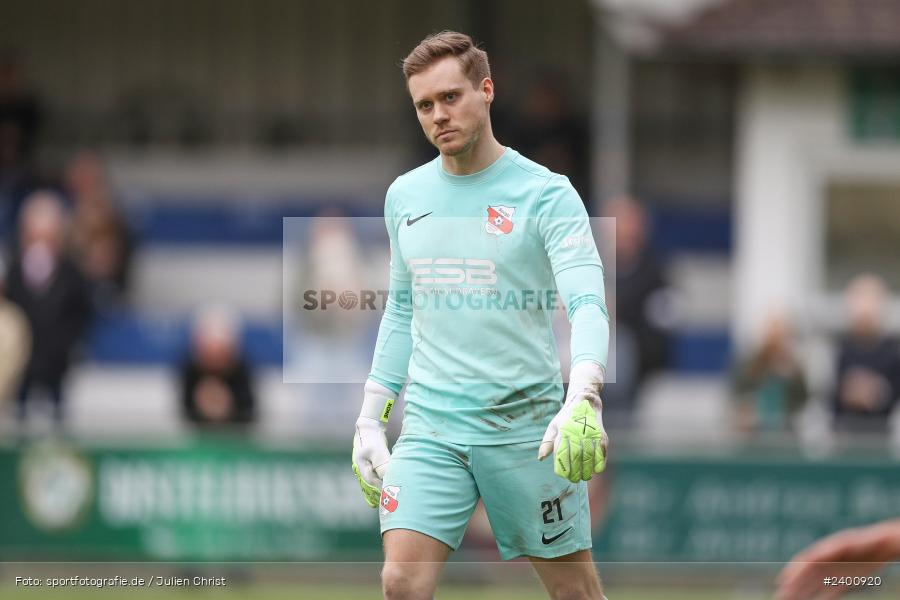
406, 212, 432, 226
541, 527, 573, 545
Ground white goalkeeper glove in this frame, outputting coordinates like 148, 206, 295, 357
538, 361, 608, 482
352, 379, 395, 508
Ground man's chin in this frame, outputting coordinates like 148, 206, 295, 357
436, 139, 467, 157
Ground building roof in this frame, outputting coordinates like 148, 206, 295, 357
662, 0, 900, 57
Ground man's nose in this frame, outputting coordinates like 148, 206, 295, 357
432, 104, 448, 124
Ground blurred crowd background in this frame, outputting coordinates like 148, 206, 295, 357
1, 0, 900, 590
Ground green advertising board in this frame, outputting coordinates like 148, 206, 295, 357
850, 67, 900, 141
593, 454, 900, 562
2, 439, 899, 563
1, 439, 381, 561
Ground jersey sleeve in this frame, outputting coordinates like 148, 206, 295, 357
555, 265, 609, 369
537, 175, 609, 370
368, 186, 413, 395
537, 175, 603, 275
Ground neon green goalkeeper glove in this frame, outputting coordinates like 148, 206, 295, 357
352, 380, 395, 508
538, 361, 608, 482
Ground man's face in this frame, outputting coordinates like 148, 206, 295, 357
407, 56, 492, 157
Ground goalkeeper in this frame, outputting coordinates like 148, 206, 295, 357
353, 31, 610, 600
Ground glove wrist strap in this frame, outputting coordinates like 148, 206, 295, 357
359, 379, 396, 425
566, 360, 605, 407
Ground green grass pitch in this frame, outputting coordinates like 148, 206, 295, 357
4, 584, 899, 600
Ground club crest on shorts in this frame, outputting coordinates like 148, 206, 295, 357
486, 205, 515, 235
380, 485, 401, 515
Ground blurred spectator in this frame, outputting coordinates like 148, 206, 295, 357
64, 150, 135, 309
181, 306, 256, 429
602, 196, 672, 426
508, 73, 589, 199
0, 48, 42, 237
832, 274, 900, 433
5, 191, 92, 423
0, 256, 31, 407
732, 313, 807, 432
297, 210, 364, 337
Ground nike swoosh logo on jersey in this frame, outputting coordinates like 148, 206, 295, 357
406, 212, 433, 226
541, 527, 572, 545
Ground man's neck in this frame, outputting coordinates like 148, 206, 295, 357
441, 133, 505, 176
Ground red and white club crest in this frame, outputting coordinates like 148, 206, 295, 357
485, 205, 515, 235
380, 485, 401, 514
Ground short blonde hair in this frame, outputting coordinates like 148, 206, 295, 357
402, 31, 490, 88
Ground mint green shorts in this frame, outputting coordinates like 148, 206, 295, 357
379, 434, 593, 560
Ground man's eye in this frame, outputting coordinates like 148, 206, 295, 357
445, 93, 456, 102
419, 102, 432, 111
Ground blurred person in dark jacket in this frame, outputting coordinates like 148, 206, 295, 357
0, 49, 42, 236
64, 150, 135, 310
508, 73, 589, 199
832, 274, 900, 433
732, 313, 807, 432
181, 306, 256, 429
602, 196, 672, 427
0, 50, 40, 160
0, 256, 31, 408
5, 191, 92, 422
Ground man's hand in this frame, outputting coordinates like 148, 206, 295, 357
538, 361, 608, 482
352, 417, 390, 507
351, 380, 395, 507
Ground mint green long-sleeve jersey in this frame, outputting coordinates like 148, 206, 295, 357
369, 148, 609, 444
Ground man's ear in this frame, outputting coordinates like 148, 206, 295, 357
481, 77, 495, 104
